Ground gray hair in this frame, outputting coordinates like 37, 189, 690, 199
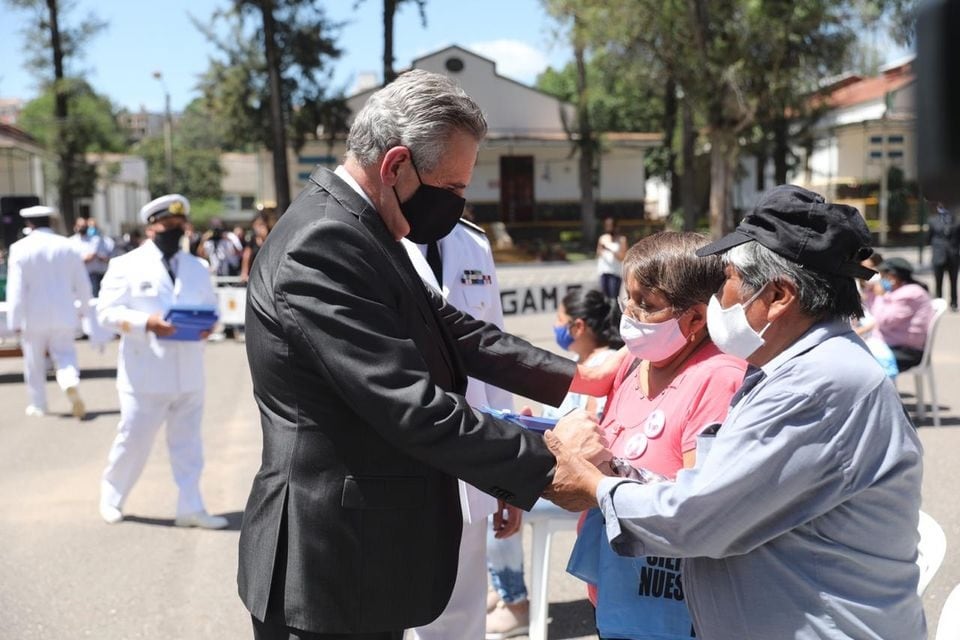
725, 241, 864, 321
346, 69, 487, 172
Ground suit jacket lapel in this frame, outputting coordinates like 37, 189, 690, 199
309, 168, 462, 386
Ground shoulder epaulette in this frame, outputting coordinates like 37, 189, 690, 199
457, 218, 486, 236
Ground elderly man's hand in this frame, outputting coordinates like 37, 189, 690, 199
551, 409, 609, 466
541, 409, 608, 511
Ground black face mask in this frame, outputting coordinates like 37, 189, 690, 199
154, 227, 184, 258
392, 159, 465, 244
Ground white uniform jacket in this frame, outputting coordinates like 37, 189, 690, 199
97, 240, 216, 395
6, 228, 91, 333
402, 220, 513, 522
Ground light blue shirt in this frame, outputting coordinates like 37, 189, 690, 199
596, 320, 926, 639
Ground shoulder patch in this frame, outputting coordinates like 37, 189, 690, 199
457, 218, 486, 236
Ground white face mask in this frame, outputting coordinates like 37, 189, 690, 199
619, 313, 689, 362
706, 285, 771, 360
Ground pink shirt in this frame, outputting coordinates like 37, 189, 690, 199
600, 341, 747, 479
871, 283, 933, 351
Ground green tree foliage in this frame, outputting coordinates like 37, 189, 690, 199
5, 0, 107, 228
18, 79, 125, 153
195, 1, 348, 214
554, 0, 916, 238
134, 100, 224, 201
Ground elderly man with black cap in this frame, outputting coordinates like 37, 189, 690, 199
543, 184, 926, 639
96, 194, 226, 529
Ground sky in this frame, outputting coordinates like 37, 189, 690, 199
0, 0, 572, 113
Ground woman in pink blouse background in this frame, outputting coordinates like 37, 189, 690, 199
869, 256, 934, 372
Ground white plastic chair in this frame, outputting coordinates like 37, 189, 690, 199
906, 298, 948, 427
526, 508, 580, 640
936, 582, 960, 640
917, 510, 947, 596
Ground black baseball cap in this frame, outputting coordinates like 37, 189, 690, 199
877, 256, 914, 277
696, 184, 876, 280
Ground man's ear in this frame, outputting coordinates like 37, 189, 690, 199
379, 146, 410, 188
766, 278, 797, 322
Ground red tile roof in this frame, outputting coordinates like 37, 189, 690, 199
0, 123, 38, 146
823, 61, 913, 109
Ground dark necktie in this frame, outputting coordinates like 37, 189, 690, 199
163, 256, 176, 283
426, 241, 443, 285
730, 365, 766, 407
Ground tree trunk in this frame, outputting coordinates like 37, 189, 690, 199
260, 0, 291, 215
383, 0, 397, 84
755, 146, 767, 193
47, 0, 76, 229
663, 74, 679, 216
772, 115, 789, 185
708, 129, 739, 239
574, 18, 596, 248
680, 100, 697, 231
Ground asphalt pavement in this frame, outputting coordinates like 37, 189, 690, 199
0, 253, 957, 639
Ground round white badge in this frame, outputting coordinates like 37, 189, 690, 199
644, 410, 666, 438
624, 433, 648, 459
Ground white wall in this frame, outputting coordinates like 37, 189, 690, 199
0, 147, 40, 195
88, 155, 150, 235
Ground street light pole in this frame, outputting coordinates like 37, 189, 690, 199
152, 71, 174, 192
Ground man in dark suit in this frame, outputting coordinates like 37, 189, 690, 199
237, 69, 607, 640
927, 201, 960, 310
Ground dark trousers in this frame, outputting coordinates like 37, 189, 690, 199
89, 272, 104, 298
252, 616, 403, 640
890, 344, 925, 373
933, 256, 959, 309
600, 273, 622, 300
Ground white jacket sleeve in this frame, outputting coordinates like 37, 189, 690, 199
5, 249, 23, 331
96, 261, 150, 335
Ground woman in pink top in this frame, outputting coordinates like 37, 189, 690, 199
870, 256, 934, 372
567, 231, 747, 640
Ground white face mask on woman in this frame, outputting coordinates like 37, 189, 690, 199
619, 313, 689, 362
706, 284, 771, 359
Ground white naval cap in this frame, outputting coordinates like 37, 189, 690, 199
20, 205, 58, 219
140, 194, 190, 225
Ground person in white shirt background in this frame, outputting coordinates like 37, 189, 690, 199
96, 193, 226, 530
399, 212, 517, 640
596, 217, 627, 301
5, 205, 91, 419
70, 216, 113, 297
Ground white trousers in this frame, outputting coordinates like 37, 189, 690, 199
101, 390, 206, 516
406, 516, 488, 640
21, 328, 80, 410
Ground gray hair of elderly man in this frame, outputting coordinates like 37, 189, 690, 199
346, 69, 488, 173
724, 241, 865, 321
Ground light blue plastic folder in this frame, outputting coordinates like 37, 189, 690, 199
480, 407, 559, 433
160, 305, 219, 341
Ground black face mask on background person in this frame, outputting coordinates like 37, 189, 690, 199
392, 158, 466, 244
154, 226, 185, 258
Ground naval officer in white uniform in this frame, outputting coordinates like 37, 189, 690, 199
5, 205, 90, 418
402, 217, 518, 640
96, 194, 227, 529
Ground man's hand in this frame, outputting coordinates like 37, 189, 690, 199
542, 429, 605, 512
492, 499, 523, 539
569, 346, 628, 397
146, 313, 176, 337
551, 409, 609, 466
